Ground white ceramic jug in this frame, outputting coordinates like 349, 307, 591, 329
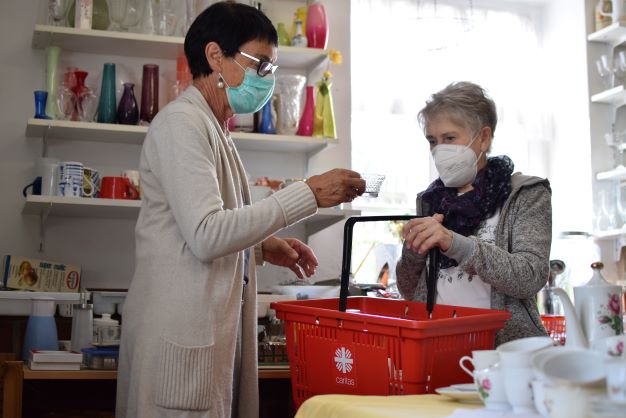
552, 262, 623, 349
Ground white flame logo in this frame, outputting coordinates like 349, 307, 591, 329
334, 347, 354, 374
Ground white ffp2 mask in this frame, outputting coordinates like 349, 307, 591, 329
431, 136, 482, 188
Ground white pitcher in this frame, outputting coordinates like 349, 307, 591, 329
552, 262, 624, 349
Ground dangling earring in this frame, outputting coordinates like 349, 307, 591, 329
217, 75, 224, 89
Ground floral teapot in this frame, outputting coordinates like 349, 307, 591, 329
552, 262, 623, 349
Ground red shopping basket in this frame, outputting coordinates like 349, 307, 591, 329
271, 216, 510, 407
271, 297, 510, 408
541, 315, 566, 345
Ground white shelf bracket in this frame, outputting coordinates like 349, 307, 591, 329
38, 202, 52, 252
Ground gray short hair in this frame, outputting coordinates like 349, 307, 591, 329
417, 81, 497, 140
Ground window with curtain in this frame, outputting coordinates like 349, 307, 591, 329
350, 0, 552, 213
348, 0, 553, 290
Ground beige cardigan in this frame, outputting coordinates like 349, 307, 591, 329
116, 86, 318, 418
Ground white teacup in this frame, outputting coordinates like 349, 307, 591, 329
540, 350, 605, 388
502, 365, 536, 414
606, 358, 626, 404
497, 336, 554, 368
459, 349, 499, 378
474, 362, 509, 411
544, 384, 590, 418
122, 169, 140, 196
592, 334, 626, 359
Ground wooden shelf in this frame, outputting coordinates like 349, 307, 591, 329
22, 196, 359, 231
588, 20, 626, 47
26, 119, 337, 154
596, 165, 626, 181
32, 25, 327, 69
591, 85, 626, 106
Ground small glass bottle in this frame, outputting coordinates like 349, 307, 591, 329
291, 20, 308, 48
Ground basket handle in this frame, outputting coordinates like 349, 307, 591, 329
338, 215, 418, 312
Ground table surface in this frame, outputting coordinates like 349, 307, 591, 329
294, 394, 483, 418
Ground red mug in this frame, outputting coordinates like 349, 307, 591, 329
99, 176, 139, 200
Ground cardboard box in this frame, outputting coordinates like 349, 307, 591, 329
2, 255, 81, 292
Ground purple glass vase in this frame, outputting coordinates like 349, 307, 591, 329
140, 64, 159, 123
117, 82, 139, 125
306, 0, 328, 49
296, 86, 315, 136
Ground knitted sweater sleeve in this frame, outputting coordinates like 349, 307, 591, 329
457, 182, 552, 299
143, 108, 318, 263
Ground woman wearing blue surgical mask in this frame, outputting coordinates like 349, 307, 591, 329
116, 3, 365, 417
396, 82, 552, 346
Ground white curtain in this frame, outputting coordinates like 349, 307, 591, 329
351, 0, 553, 212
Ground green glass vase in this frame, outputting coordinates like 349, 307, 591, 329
313, 81, 336, 139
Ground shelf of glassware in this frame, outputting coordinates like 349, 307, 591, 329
25, 118, 338, 153
588, 20, 626, 47
32, 24, 327, 69
22, 195, 359, 226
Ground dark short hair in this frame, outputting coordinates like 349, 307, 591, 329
418, 81, 497, 139
184, 1, 278, 79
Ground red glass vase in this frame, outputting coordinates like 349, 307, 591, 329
297, 86, 315, 136
306, 0, 328, 49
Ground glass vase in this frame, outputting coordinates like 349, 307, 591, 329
45, 46, 61, 119
34, 91, 51, 120
140, 64, 159, 124
296, 86, 315, 136
306, 0, 328, 49
277, 22, 290, 46
258, 97, 276, 134
291, 20, 308, 47
57, 67, 78, 120
97, 63, 117, 123
117, 82, 139, 125
275, 74, 305, 135
313, 81, 336, 138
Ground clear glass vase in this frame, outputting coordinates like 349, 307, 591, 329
275, 75, 305, 135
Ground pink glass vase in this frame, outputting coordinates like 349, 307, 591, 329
297, 86, 315, 136
306, 0, 328, 49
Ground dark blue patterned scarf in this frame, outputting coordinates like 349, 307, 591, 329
421, 155, 514, 268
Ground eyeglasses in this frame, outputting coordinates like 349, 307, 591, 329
238, 50, 278, 77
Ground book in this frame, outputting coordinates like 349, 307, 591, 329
30, 350, 83, 363
29, 361, 81, 371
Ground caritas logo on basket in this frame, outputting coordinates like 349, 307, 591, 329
333, 346, 356, 387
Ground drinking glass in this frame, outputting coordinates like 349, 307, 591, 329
48, 0, 72, 26
107, 0, 128, 31
615, 51, 626, 85
596, 54, 614, 90
119, 0, 144, 31
153, 0, 178, 36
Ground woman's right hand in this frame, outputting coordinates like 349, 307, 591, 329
305, 169, 366, 208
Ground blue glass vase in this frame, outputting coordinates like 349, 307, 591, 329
117, 82, 139, 125
258, 98, 275, 134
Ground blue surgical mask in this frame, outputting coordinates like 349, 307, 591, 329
221, 60, 275, 114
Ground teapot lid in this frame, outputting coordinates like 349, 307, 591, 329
585, 261, 610, 287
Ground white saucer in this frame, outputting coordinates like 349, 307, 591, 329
435, 386, 481, 403
449, 383, 477, 392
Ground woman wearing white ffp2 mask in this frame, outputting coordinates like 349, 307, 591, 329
395, 81, 553, 346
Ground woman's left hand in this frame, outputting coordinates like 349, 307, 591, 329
402, 214, 453, 254
262, 236, 318, 279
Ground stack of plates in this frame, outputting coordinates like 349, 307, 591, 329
435, 383, 481, 403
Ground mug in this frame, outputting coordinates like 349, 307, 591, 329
474, 363, 509, 411
100, 176, 139, 200
459, 349, 499, 378
543, 384, 589, 418
22, 177, 42, 197
82, 166, 100, 198
57, 162, 84, 197
38, 158, 59, 196
121, 169, 140, 197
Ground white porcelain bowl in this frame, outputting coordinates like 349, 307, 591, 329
530, 346, 584, 381
497, 336, 555, 367
540, 350, 606, 387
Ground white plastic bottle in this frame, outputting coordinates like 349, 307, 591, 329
93, 313, 121, 345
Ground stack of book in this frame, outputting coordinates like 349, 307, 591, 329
29, 349, 83, 371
